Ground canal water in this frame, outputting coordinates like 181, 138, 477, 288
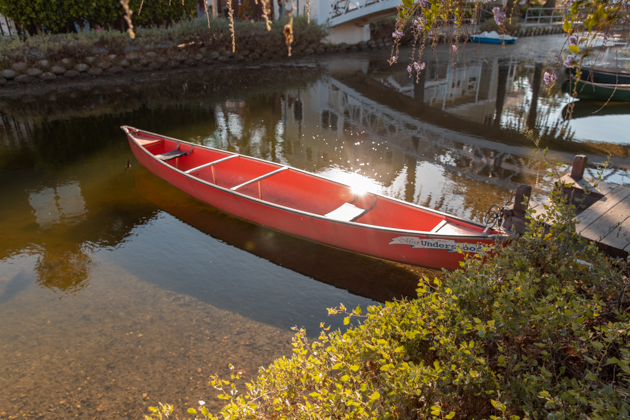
1, 34, 629, 419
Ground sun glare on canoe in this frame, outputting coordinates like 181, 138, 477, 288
317, 169, 382, 195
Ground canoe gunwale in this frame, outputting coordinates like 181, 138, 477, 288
121, 125, 503, 241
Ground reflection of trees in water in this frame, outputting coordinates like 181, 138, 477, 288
493, 60, 510, 127
508, 62, 576, 142
0, 119, 162, 294
34, 247, 92, 294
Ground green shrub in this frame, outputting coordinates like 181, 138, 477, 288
0, 0, 196, 34
0, 16, 325, 67
147, 175, 629, 419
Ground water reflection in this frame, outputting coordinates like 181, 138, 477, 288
2, 39, 630, 419
2, 52, 630, 299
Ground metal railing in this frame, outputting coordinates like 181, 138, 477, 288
523, 7, 567, 26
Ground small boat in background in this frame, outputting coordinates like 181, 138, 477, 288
122, 126, 505, 270
567, 76, 630, 102
470, 31, 517, 44
564, 44, 630, 101
569, 66, 630, 85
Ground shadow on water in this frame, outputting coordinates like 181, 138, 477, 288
0, 269, 36, 304
134, 165, 431, 303
562, 100, 630, 121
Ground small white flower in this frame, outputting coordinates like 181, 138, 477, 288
199, 400, 205, 406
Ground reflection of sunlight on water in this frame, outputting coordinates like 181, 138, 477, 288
275, 120, 284, 139
585, 166, 630, 186
227, 112, 243, 140
316, 168, 384, 195
567, 115, 630, 144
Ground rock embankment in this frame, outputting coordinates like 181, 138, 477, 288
0, 39, 397, 87
0, 26, 563, 88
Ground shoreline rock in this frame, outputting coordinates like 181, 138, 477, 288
0, 29, 564, 89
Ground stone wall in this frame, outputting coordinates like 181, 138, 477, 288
0, 40, 394, 87
0, 26, 563, 88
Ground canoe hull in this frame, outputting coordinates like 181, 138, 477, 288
570, 66, 630, 85
125, 128, 501, 270
568, 77, 630, 102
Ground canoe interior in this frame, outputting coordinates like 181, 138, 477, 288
133, 132, 489, 236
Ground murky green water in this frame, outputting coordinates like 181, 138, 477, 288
1, 35, 630, 419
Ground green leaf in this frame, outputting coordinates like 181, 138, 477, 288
446, 412, 456, 419
340, 375, 350, 382
187, 408, 197, 414
585, 372, 598, 381
369, 391, 380, 400
569, 45, 580, 54
491, 399, 506, 412
563, 20, 572, 32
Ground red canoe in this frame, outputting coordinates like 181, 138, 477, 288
122, 126, 505, 270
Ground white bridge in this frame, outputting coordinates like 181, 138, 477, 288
309, 0, 401, 44
328, 0, 401, 27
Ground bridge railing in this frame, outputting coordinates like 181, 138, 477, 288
330, 0, 477, 27
523, 7, 567, 26
329, 0, 400, 25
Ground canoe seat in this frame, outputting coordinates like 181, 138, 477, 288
156, 145, 193, 161
325, 203, 368, 222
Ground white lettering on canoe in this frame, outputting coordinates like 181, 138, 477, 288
389, 236, 482, 253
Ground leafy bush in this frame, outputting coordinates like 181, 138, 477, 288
0, 0, 196, 34
146, 178, 630, 420
0, 16, 325, 67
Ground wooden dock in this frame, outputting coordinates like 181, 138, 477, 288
514, 155, 630, 258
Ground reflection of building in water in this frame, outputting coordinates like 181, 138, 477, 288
0, 124, 161, 294
379, 58, 522, 125
28, 181, 87, 228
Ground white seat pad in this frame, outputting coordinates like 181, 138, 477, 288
325, 203, 367, 222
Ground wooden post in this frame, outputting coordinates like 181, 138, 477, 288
513, 184, 532, 218
570, 154, 588, 181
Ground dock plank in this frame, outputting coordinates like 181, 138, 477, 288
582, 199, 630, 245
575, 185, 630, 236
601, 214, 630, 253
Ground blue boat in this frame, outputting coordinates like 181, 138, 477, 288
470, 31, 517, 44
